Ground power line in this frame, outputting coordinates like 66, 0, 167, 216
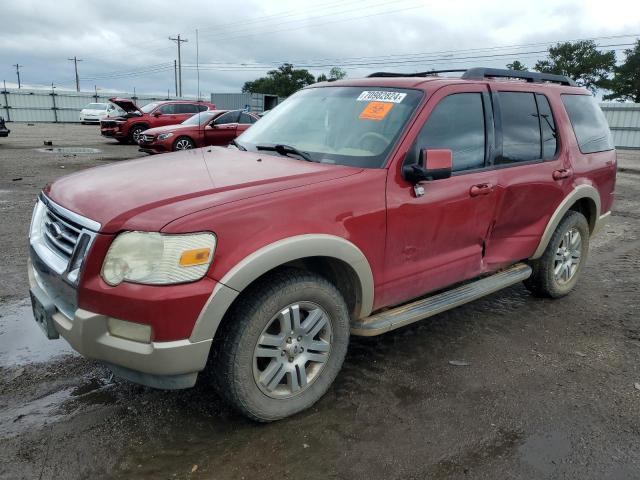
169, 35, 188, 96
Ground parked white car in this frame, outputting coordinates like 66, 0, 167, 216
80, 103, 125, 124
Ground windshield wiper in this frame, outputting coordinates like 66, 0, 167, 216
230, 139, 246, 151
256, 144, 314, 162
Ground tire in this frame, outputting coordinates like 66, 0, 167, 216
173, 136, 195, 151
212, 269, 350, 422
525, 210, 590, 298
128, 124, 147, 144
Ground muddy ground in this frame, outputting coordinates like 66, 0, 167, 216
1, 123, 639, 479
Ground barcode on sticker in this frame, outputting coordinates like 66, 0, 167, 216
357, 91, 407, 103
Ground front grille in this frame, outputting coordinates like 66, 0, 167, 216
141, 134, 154, 142
42, 208, 82, 262
101, 120, 116, 128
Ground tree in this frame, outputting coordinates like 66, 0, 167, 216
316, 73, 328, 82
242, 63, 316, 97
329, 67, 347, 80
534, 40, 615, 92
506, 61, 528, 71
603, 39, 640, 103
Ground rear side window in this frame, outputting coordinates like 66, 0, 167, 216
175, 104, 199, 114
536, 94, 558, 160
412, 93, 486, 172
497, 92, 541, 164
197, 104, 209, 112
561, 94, 614, 154
240, 112, 256, 124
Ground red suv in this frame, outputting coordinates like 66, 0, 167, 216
138, 109, 260, 154
100, 98, 216, 144
29, 68, 616, 421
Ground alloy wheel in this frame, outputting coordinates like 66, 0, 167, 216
252, 302, 333, 399
554, 227, 582, 284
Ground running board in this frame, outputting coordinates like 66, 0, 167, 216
351, 263, 532, 336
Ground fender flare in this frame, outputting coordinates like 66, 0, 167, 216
530, 184, 601, 260
189, 234, 375, 342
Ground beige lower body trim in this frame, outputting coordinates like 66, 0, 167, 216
52, 309, 212, 377
592, 211, 611, 237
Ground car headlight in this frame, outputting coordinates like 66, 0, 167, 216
101, 231, 216, 286
157, 132, 174, 140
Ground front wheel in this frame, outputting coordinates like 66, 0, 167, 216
129, 125, 146, 144
173, 136, 195, 151
212, 269, 350, 422
525, 210, 590, 298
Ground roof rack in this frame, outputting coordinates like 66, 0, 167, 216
367, 67, 577, 86
461, 68, 576, 86
367, 69, 466, 78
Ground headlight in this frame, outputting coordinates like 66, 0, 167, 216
101, 231, 216, 286
157, 132, 174, 140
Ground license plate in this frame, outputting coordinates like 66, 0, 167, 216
29, 288, 60, 339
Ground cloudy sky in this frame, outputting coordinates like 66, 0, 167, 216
1, 0, 639, 96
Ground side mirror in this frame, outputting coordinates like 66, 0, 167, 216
153, 111, 161, 117
402, 148, 452, 183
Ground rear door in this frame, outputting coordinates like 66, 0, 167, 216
204, 110, 240, 146
483, 89, 566, 267
238, 112, 257, 134
175, 103, 200, 123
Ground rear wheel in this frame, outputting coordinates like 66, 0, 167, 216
525, 210, 590, 298
212, 269, 350, 422
173, 136, 195, 151
129, 125, 146, 144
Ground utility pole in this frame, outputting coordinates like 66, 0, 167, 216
169, 35, 188, 97
174, 59, 178, 97
13, 64, 23, 89
67, 56, 83, 92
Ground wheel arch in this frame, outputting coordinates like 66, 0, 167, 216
189, 234, 375, 343
530, 184, 600, 260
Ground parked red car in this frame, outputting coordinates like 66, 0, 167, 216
138, 109, 260, 153
100, 98, 216, 144
29, 68, 616, 421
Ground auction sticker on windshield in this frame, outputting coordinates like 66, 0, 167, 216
357, 91, 407, 103
359, 101, 394, 121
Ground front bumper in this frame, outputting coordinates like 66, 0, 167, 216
29, 260, 212, 388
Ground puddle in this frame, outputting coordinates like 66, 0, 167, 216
35, 147, 102, 154
518, 430, 571, 475
0, 377, 116, 438
0, 299, 77, 367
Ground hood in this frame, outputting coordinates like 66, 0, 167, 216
44, 147, 362, 233
108, 97, 142, 114
143, 124, 196, 135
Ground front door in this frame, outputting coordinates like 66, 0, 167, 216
383, 85, 499, 307
204, 110, 240, 146
155, 103, 181, 127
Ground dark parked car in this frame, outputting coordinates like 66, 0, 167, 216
138, 109, 260, 153
0, 116, 9, 137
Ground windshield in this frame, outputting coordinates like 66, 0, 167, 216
140, 103, 159, 113
85, 103, 107, 110
181, 111, 218, 125
237, 86, 423, 168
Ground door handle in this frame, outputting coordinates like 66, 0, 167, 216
469, 183, 494, 197
552, 168, 573, 180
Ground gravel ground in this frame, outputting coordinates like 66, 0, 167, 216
1, 123, 639, 480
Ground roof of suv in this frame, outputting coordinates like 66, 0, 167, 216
314, 67, 588, 93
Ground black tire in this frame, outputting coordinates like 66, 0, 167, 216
172, 136, 195, 151
212, 269, 350, 422
128, 124, 147, 144
525, 210, 590, 298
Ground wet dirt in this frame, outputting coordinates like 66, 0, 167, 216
1, 124, 640, 479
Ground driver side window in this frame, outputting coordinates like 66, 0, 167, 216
409, 93, 486, 172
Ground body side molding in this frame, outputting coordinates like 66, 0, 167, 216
190, 234, 375, 343
530, 184, 601, 260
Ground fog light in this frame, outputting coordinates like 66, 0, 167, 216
107, 318, 152, 343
